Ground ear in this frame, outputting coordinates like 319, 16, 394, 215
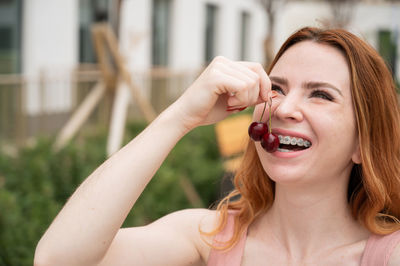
351, 141, 362, 164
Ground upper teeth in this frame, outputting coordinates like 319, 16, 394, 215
278, 135, 311, 148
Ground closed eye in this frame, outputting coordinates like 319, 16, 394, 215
310, 89, 334, 101
272, 84, 285, 95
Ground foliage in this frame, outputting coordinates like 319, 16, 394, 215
0, 121, 224, 266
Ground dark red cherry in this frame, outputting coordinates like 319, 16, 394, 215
261, 133, 280, 153
248, 122, 268, 141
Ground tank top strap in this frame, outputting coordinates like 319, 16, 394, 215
207, 210, 248, 266
361, 230, 400, 266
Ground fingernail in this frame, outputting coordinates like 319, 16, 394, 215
226, 107, 246, 112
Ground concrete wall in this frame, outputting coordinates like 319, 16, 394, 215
119, 0, 152, 72
274, 1, 400, 79
118, 0, 400, 77
119, 0, 266, 72
21, 0, 400, 115
22, 0, 78, 114
351, 2, 400, 79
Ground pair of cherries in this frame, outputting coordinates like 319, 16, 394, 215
248, 95, 279, 153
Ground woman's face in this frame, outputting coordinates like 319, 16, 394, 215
254, 41, 361, 186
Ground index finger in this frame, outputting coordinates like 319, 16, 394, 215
238, 61, 271, 103
253, 89, 278, 106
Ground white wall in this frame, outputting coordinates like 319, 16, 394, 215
23, 0, 78, 114
119, 0, 152, 72
273, 1, 400, 80
22, 0, 400, 115
169, 0, 205, 70
274, 1, 330, 51
119, 0, 266, 72
97, 0, 400, 77
350, 2, 400, 80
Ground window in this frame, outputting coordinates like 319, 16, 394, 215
79, 0, 110, 63
0, 0, 22, 74
239, 11, 250, 61
152, 0, 170, 66
378, 29, 397, 79
205, 4, 218, 64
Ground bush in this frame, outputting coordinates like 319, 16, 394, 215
0, 121, 224, 265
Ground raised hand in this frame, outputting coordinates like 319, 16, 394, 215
172, 56, 271, 131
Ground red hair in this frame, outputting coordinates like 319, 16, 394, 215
202, 27, 400, 249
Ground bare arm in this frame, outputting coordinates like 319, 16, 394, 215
98, 209, 218, 266
35, 103, 191, 265
34, 57, 270, 266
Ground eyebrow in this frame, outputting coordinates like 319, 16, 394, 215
270, 76, 343, 96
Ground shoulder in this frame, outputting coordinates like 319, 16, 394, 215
150, 208, 219, 232
388, 230, 400, 266
101, 209, 219, 265
148, 208, 219, 261
367, 230, 400, 266
142, 208, 220, 243
150, 208, 219, 242
120, 209, 220, 247
388, 242, 400, 266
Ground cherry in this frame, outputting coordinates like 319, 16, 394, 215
261, 132, 280, 153
248, 122, 268, 141
248, 91, 279, 153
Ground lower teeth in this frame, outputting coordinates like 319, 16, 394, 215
277, 148, 290, 152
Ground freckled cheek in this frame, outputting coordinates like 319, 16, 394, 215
318, 115, 356, 144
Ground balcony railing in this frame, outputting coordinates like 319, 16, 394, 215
0, 65, 201, 149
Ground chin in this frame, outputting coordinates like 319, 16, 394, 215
264, 165, 311, 185
268, 174, 305, 186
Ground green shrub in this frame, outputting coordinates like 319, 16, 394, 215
0, 120, 224, 265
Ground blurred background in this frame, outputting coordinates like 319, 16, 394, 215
0, 0, 399, 265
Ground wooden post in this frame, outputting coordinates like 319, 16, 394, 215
53, 81, 106, 151
54, 23, 155, 152
179, 175, 204, 208
53, 22, 202, 209
101, 24, 156, 122
93, 23, 156, 156
91, 24, 117, 90
106, 81, 131, 156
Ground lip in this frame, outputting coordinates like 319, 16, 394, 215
269, 128, 313, 158
272, 128, 312, 143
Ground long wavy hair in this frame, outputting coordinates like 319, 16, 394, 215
202, 27, 400, 250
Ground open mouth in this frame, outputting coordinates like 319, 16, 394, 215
277, 135, 312, 152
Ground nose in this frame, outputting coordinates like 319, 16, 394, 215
273, 92, 303, 122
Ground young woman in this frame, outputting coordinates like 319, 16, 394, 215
35, 27, 400, 265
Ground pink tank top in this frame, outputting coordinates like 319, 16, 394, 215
207, 212, 248, 266
207, 212, 400, 266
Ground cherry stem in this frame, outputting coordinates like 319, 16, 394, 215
268, 97, 272, 133
259, 102, 267, 122
259, 91, 276, 122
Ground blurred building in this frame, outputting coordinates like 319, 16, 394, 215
0, 0, 399, 141
0, 0, 265, 133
